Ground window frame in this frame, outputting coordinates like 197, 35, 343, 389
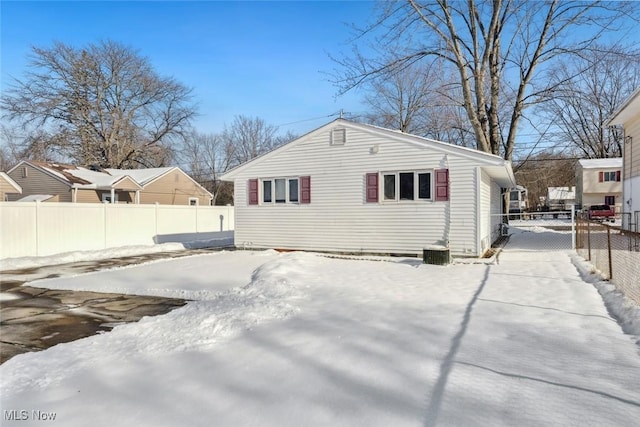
381, 170, 433, 203
603, 171, 619, 182
260, 177, 300, 205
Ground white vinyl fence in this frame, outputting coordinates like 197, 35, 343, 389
0, 202, 234, 260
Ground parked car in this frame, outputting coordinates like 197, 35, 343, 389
587, 205, 615, 222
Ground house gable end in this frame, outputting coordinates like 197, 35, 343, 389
111, 176, 143, 190
222, 119, 512, 181
0, 172, 22, 194
8, 161, 76, 188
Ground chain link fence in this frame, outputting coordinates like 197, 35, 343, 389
496, 211, 575, 252
576, 218, 640, 305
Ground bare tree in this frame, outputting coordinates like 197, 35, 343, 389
1, 40, 196, 168
179, 131, 235, 205
362, 61, 436, 134
0, 125, 64, 169
180, 121, 298, 205
537, 44, 640, 159
273, 130, 299, 147
223, 115, 281, 167
333, 0, 637, 161
361, 59, 478, 147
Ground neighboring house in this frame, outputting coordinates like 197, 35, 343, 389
607, 88, 640, 223
6, 161, 212, 205
575, 158, 623, 214
221, 118, 516, 258
0, 172, 22, 201
546, 186, 576, 211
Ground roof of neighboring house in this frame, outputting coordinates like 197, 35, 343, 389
608, 87, 640, 126
106, 167, 175, 186
8, 161, 211, 196
0, 172, 22, 193
222, 118, 516, 187
548, 187, 575, 201
578, 158, 623, 169
17, 194, 55, 202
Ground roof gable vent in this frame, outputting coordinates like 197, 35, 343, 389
331, 128, 346, 146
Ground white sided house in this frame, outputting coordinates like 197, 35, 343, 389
222, 119, 516, 258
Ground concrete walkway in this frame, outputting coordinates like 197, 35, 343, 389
0, 248, 225, 363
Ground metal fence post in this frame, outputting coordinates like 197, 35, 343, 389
587, 220, 591, 261
607, 226, 613, 280
571, 208, 575, 250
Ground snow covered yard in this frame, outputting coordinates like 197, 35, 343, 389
1, 230, 639, 426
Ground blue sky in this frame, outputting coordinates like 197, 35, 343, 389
1, 1, 375, 136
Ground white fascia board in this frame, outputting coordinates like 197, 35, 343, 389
8, 160, 73, 187
608, 87, 640, 126
111, 175, 144, 190
0, 172, 22, 193
221, 119, 342, 181
345, 120, 509, 166
221, 118, 511, 180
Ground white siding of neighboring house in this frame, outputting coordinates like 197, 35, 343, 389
577, 162, 623, 213
229, 124, 504, 257
622, 114, 640, 215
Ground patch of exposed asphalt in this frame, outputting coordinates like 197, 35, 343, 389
0, 247, 232, 364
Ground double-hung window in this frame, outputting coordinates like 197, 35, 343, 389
262, 177, 300, 204
603, 171, 620, 182
382, 171, 432, 201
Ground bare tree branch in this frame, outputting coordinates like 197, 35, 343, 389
1, 40, 197, 168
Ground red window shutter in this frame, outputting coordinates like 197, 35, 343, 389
616, 170, 621, 181
435, 169, 449, 201
300, 176, 311, 204
599, 171, 604, 182
366, 173, 378, 203
248, 179, 258, 205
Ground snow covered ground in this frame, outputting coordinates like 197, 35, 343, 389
0, 231, 234, 271
1, 228, 639, 426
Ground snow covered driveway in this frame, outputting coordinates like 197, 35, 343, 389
1, 232, 639, 427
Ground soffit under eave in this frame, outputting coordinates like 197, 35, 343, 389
482, 165, 516, 188
608, 89, 640, 126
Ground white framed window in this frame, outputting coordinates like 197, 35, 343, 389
189, 197, 198, 206
289, 178, 299, 202
603, 171, 619, 182
261, 177, 300, 204
263, 180, 273, 203
382, 171, 432, 202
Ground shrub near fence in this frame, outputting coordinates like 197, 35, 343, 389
0, 202, 234, 260
576, 219, 640, 305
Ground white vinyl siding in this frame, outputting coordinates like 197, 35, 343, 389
478, 169, 503, 255
229, 124, 506, 256
621, 114, 640, 213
